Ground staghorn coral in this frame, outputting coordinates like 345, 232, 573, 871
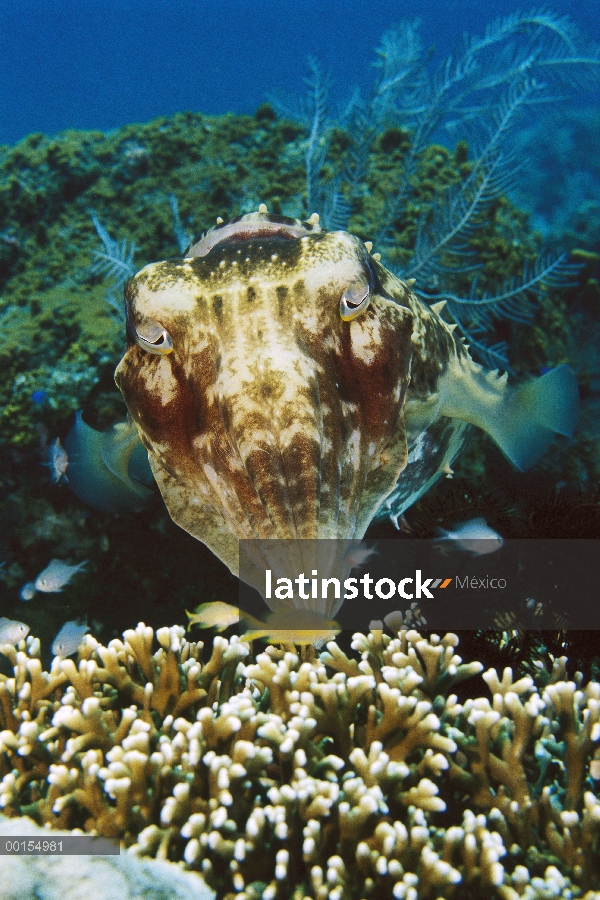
0, 625, 598, 899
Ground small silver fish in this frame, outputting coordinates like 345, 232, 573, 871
0, 617, 30, 644
436, 517, 504, 555
47, 438, 69, 484
344, 542, 379, 571
51, 619, 89, 657
19, 581, 37, 601
34, 559, 88, 593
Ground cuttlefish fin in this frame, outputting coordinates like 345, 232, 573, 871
64, 412, 155, 512
440, 363, 579, 471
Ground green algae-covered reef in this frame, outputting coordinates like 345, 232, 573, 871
0, 106, 591, 459
0, 109, 307, 454
0, 625, 598, 899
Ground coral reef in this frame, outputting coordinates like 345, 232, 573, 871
0, 625, 598, 898
510, 109, 600, 251
0, 99, 597, 642
0, 13, 598, 641
0, 23, 598, 895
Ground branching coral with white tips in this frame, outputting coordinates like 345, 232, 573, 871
0, 625, 598, 898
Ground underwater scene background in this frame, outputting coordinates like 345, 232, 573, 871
0, 2, 599, 898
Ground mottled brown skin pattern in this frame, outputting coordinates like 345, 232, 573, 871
115, 220, 461, 576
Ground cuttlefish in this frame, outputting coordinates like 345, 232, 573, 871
67, 207, 578, 613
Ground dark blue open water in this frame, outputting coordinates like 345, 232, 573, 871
1, 0, 599, 144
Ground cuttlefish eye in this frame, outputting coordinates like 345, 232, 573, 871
339, 275, 372, 322
134, 320, 173, 355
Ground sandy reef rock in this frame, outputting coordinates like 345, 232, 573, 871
0, 814, 215, 900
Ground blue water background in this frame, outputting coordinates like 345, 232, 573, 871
1, 0, 599, 146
